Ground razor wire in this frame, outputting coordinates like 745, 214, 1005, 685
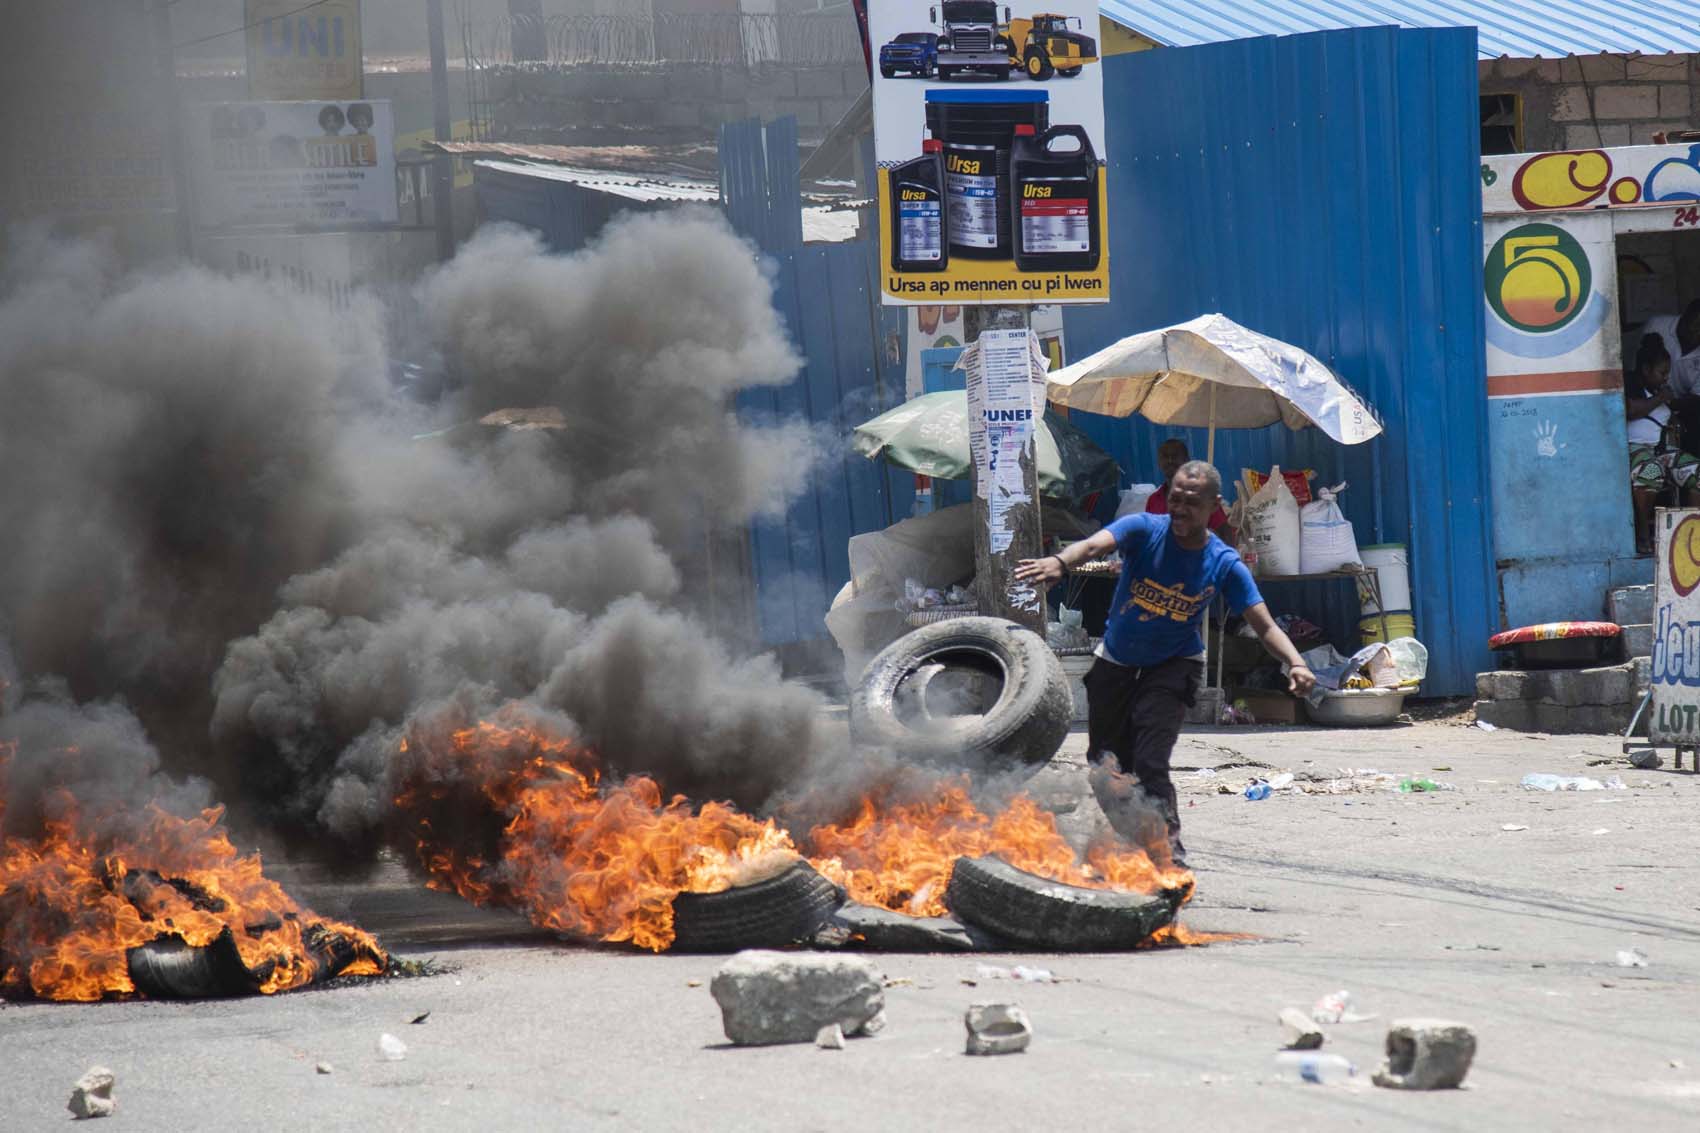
460, 13, 862, 69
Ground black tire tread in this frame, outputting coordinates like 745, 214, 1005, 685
849, 617, 1071, 769
669, 861, 846, 953
945, 855, 1184, 950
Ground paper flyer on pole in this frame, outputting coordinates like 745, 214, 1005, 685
869, 1, 1109, 306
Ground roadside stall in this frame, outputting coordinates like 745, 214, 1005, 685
1047, 314, 1420, 723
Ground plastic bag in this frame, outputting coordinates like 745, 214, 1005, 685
1240, 466, 1302, 576
1115, 483, 1160, 519
1299, 483, 1363, 574
1384, 637, 1428, 685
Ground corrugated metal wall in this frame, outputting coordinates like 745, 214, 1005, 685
1063, 26, 1496, 695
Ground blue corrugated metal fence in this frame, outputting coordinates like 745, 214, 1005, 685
1064, 26, 1495, 694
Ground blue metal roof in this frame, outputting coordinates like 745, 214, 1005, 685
1100, 0, 1700, 58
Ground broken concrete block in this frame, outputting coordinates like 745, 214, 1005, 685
1279, 1007, 1325, 1049
965, 1003, 1033, 1055
815, 1022, 846, 1049
710, 950, 884, 1046
1372, 1019, 1477, 1090
67, 1067, 116, 1119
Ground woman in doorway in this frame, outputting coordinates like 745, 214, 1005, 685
1627, 334, 1699, 554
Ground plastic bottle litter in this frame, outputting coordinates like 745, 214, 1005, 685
1245, 781, 1272, 801
1399, 778, 1440, 793
1308, 990, 1377, 1025
1521, 773, 1626, 792
1274, 1051, 1359, 1084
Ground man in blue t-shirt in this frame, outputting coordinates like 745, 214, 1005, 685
1015, 461, 1315, 866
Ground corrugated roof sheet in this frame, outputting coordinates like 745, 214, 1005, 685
1100, 0, 1700, 58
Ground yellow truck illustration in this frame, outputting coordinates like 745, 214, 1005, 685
1005, 12, 1098, 80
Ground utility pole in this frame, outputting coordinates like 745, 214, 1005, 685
426, 0, 456, 261
965, 305, 1045, 634
150, 0, 195, 259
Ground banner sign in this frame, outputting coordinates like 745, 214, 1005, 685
246, 0, 364, 101
870, 1, 1109, 306
1652, 508, 1700, 744
189, 100, 397, 230
6, 98, 176, 216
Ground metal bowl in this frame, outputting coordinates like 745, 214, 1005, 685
1306, 687, 1408, 727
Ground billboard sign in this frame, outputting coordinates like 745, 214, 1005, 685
246, 0, 363, 101
869, 1, 1109, 306
1652, 508, 1700, 745
189, 100, 397, 230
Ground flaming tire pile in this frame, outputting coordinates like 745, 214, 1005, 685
673, 855, 1188, 955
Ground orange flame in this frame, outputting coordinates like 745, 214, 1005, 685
0, 756, 386, 1002
396, 715, 1196, 951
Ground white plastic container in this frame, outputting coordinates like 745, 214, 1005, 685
1358, 544, 1411, 615
1306, 687, 1408, 727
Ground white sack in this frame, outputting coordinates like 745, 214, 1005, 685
1299, 482, 1362, 574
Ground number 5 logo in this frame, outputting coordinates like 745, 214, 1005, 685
1485, 222, 1592, 334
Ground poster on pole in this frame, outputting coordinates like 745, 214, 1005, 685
1651, 508, 1700, 744
869, 1, 1109, 306
246, 0, 364, 101
188, 100, 397, 230
963, 328, 1048, 619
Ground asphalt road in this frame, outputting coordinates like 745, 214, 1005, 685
4, 721, 1699, 1131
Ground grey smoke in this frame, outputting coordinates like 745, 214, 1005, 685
1, 208, 871, 870
210, 213, 853, 853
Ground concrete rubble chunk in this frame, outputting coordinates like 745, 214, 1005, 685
965, 1002, 1033, 1056
67, 1066, 116, 1119
710, 950, 884, 1046
1372, 1019, 1477, 1090
815, 1023, 846, 1050
1279, 1007, 1325, 1050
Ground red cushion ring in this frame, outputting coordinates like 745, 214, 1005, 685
1488, 621, 1621, 649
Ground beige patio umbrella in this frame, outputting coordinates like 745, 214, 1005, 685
1045, 313, 1383, 461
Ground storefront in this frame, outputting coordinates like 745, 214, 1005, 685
1481, 142, 1700, 626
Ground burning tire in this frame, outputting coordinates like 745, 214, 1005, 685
944, 855, 1186, 950
127, 929, 260, 999
669, 860, 846, 953
850, 617, 1071, 771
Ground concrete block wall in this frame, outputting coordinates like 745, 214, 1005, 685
485, 62, 868, 146
1480, 53, 1699, 153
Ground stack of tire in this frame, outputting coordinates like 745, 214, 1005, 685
666, 619, 1188, 953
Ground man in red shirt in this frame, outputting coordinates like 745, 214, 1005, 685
1146, 440, 1232, 538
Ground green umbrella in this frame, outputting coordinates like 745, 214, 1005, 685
852, 390, 1122, 502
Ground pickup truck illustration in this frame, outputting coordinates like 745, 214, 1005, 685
879, 31, 940, 78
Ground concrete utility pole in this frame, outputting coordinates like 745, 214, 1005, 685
965, 305, 1045, 634
426, 0, 456, 260
150, 0, 195, 258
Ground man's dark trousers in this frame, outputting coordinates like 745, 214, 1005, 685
1083, 654, 1203, 852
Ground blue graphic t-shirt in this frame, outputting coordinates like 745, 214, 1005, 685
1099, 513, 1264, 668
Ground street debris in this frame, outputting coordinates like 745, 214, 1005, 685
1520, 773, 1627, 791
378, 1033, 408, 1061
411, 1011, 431, 1025
964, 1003, 1033, 1056
1311, 989, 1377, 1024
1245, 780, 1272, 800
972, 963, 1057, 984
687, 979, 702, 988
710, 951, 884, 1046
67, 1067, 116, 1119
1628, 750, 1662, 770
1476, 720, 1498, 732
1372, 1019, 1477, 1090
815, 1023, 846, 1050
1616, 948, 1650, 968
1398, 777, 1453, 793
1501, 824, 1529, 831
1273, 1051, 1357, 1084
1279, 1007, 1325, 1049
315, 1063, 334, 1075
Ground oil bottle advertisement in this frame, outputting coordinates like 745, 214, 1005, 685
870, 1, 1109, 306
